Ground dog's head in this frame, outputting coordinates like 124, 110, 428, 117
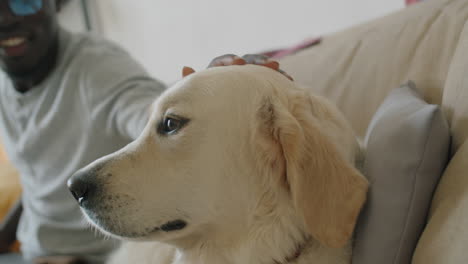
68, 65, 368, 248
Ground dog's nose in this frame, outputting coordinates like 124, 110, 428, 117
67, 170, 95, 206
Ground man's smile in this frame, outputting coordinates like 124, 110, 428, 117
0, 35, 29, 57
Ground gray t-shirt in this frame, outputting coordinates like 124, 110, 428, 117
0, 29, 165, 262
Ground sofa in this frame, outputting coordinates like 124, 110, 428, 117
280, 0, 468, 262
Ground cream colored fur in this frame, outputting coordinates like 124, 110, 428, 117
77, 65, 368, 264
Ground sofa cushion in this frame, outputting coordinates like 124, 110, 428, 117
352, 82, 450, 264
442, 18, 468, 154
412, 140, 468, 263
280, 0, 468, 140
413, 15, 468, 264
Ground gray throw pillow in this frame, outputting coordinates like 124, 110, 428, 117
352, 81, 450, 264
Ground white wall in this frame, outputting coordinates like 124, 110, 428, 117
94, 1, 404, 84
58, 1, 87, 33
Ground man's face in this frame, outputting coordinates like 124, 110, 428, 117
0, 0, 58, 76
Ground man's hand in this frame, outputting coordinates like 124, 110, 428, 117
206, 54, 247, 67
34, 256, 88, 264
182, 54, 293, 81
207, 54, 293, 81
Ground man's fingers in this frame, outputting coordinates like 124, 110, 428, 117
242, 54, 292, 80
208, 54, 243, 67
232, 58, 246, 65
241, 54, 270, 65
278, 69, 294, 81
206, 53, 293, 81
261, 61, 280, 71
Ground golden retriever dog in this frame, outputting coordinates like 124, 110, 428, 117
68, 65, 368, 264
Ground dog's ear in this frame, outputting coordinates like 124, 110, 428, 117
256, 93, 368, 248
182, 66, 196, 77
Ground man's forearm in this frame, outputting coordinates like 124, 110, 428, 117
0, 198, 22, 252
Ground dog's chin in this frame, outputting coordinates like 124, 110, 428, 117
82, 210, 190, 242
81, 210, 155, 239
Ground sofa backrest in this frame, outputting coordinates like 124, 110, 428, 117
280, 0, 467, 145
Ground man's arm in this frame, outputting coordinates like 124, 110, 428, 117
82, 48, 166, 141
0, 198, 22, 253
84, 51, 288, 141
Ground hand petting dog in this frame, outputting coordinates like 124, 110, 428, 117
183, 54, 293, 81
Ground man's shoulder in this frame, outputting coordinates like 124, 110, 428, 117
68, 31, 131, 63
63, 31, 160, 98
61, 30, 149, 85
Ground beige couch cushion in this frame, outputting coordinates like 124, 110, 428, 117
280, 0, 468, 139
412, 141, 468, 263
412, 13, 468, 264
442, 18, 468, 153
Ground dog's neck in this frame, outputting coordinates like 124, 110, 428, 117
168, 177, 350, 264
172, 191, 314, 264
174, 228, 311, 264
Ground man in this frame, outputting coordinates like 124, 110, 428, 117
0, 1, 284, 263
0, 0, 165, 263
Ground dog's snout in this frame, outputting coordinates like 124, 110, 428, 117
67, 170, 96, 206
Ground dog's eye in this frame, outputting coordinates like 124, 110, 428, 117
158, 116, 188, 135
